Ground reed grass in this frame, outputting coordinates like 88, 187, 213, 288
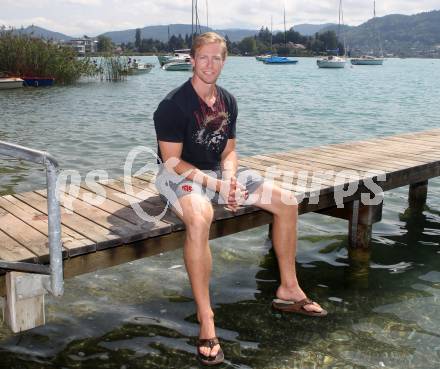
97, 54, 130, 81
0, 31, 95, 84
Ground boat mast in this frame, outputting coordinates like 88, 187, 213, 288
191, 0, 194, 41
195, 0, 202, 34
283, 6, 287, 48
270, 15, 273, 52
339, 0, 347, 57
374, 0, 384, 57
206, 0, 209, 29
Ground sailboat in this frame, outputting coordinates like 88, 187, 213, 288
160, 1, 201, 71
263, 7, 298, 65
350, 55, 383, 65
351, 1, 384, 65
256, 17, 273, 61
317, 0, 347, 68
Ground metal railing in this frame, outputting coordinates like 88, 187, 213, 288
0, 141, 64, 296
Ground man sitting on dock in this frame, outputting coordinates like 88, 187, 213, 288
153, 32, 326, 365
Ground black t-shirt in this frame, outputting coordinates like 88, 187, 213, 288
154, 79, 237, 170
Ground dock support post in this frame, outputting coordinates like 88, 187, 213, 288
408, 180, 428, 211
348, 200, 383, 250
4, 272, 47, 333
346, 200, 383, 287
268, 223, 273, 240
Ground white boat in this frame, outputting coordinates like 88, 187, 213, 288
130, 61, 154, 74
317, 55, 346, 68
157, 49, 191, 66
255, 54, 272, 62
351, 55, 384, 65
162, 61, 193, 71
351, 2, 385, 66
317, 0, 347, 69
0, 78, 24, 90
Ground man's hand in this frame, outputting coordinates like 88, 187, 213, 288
219, 176, 249, 212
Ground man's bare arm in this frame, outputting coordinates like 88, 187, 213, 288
220, 139, 238, 181
158, 140, 222, 192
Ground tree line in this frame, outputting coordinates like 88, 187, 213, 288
97, 27, 345, 56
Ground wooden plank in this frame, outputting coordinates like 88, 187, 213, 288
399, 129, 440, 138
364, 143, 440, 161
335, 140, 440, 162
0, 196, 94, 257
264, 152, 358, 174
99, 179, 184, 231
118, 175, 266, 223
380, 136, 440, 152
280, 148, 395, 171
237, 158, 314, 195
316, 142, 431, 164
79, 180, 182, 230
380, 162, 440, 192
62, 210, 273, 279
0, 230, 37, 262
281, 149, 409, 173
63, 186, 173, 237
80, 181, 141, 207
13, 192, 119, 250
298, 147, 416, 171
254, 154, 362, 185
36, 189, 170, 246
387, 132, 440, 144
364, 133, 439, 151
239, 157, 340, 200
345, 133, 440, 148
336, 138, 440, 159
99, 179, 183, 226
242, 156, 340, 198
100, 179, 157, 201
0, 207, 53, 263
2, 195, 90, 241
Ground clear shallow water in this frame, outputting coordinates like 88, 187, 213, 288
0, 57, 440, 368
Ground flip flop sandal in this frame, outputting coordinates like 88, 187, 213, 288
272, 297, 328, 317
196, 337, 224, 366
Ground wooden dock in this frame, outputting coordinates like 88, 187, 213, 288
1, 129, 439, 332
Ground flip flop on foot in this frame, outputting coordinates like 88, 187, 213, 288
196, 337, 224, 366
272, 297, 328, 317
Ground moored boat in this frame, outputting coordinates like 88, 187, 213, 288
129, 61, 155, 74
256, 54, 272, 62
162, 61, 193, 71
351, 2, 385, 66
0, 78, 24, 90
317, 0, 347, 69
157, 49, 191, 67
317, 55, 346, 68
22, 77, 55, 87
351, 56, 384, 65
263, 56, 298, 65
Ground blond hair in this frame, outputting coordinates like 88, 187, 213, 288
190, 32, 228, 60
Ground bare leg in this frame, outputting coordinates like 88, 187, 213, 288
173, 193, 220, 358
252, 183, 324, 312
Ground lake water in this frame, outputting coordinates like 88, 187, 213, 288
0, 57, 440, 368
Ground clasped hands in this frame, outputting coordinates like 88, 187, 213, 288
219, 176, 249, 212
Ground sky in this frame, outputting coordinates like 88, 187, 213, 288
1, 0, 439, 37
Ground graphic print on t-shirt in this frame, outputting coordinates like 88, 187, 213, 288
193, 95, 230, 153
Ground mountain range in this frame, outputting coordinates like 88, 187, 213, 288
8, 23, 335, 43
322, 10, 440, 56
101, 24, 258, 43
6, 9, 440, 56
